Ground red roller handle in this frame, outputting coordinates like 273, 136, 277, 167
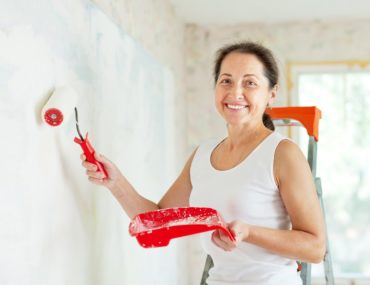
74, 133, 108, 178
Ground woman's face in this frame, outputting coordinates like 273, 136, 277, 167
215, 52, 276, 127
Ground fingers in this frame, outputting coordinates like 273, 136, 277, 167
80, 152, 103, 171
82, 160, 97, 171
94, 152, 110, 164
234, 230, 243, 243
84, 166, 107, 186
94, 153, 114, 173
211, 220, 248, 251
211, 230, 236, 251
80, 152, 117, 186
86, 169, 105, 180
80, 153, 106, 180
227, 221, 248, 243
80, 152, 106, 164
88, 176, 106, 185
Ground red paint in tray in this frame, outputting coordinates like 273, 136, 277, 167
129, 207, 235, 248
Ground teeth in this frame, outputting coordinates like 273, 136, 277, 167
227, 104, 247, 110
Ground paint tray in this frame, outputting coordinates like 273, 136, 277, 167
129, 207, 235, 248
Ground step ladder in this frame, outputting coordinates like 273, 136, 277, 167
200, 106, 335, 285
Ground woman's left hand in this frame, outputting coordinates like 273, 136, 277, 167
211, 220, 249, 251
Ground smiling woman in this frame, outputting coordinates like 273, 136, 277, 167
80, 41, 325, 285
191, 42, 325, 285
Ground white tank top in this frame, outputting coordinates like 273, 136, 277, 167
190, 132, 302, 285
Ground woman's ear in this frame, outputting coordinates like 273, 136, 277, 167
268, 84, 278, 106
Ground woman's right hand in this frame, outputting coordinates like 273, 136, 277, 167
80, 152, 122, 190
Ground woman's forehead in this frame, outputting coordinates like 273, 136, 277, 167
220, 52, 265, 78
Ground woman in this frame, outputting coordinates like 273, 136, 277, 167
81, 41, 326, 285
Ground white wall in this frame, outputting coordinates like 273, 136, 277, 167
89, 1, 191, 284
0, 0, 187, 284
92, 0, 187, 163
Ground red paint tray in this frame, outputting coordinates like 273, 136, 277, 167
129, 207, 235, 248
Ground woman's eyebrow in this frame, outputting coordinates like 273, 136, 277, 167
243, 74, 259, 79
220, 73, 259, 79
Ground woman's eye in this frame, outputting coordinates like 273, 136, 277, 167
220, 78, 231, 84
245, 81, 257, 87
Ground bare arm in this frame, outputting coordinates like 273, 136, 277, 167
212, 140, 326, 263
158, 149, 197, 209
81, 150, 196, 219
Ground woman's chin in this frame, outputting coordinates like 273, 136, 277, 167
225, 118, 248, 127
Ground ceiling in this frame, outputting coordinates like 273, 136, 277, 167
169, 0, 370, 26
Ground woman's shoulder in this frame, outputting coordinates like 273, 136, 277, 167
274, 136, 308, 170
275, 135, 302, 155
262, 131, 292, 152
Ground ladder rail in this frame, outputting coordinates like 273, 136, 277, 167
315, 178, 335, 285
302, 137, 335, 285
200, 255, 213, 285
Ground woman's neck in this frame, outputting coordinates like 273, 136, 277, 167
225, 122, 271, 150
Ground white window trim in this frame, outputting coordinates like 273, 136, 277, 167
288, 60, 370, 106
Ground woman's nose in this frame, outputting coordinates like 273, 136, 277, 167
230, 84, 244, 100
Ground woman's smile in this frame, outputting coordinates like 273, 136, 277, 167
225, 103, 249, 111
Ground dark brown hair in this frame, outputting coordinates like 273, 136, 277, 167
213, 41, 278, 131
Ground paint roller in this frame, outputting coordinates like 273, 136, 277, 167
41, 86, 108, 178
41, 86, 77, 126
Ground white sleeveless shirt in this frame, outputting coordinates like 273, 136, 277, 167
190, 132, 302, 285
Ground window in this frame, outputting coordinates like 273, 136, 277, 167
291, 63, 370, 282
